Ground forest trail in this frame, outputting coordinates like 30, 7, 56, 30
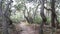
7, 23, 60, 34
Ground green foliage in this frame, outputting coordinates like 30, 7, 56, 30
33, 16, 51, 24
33, 15, 42, 24
14, 4, 24, 11
57, 17, 60, 23
14, 0, 27, 11
10, 0, 60, 24
46, 17, 51, 24
10, 11, 24, 23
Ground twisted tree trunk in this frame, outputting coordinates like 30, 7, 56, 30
23, 6, 33, 24
39, 0, 47, 34
51, 0, 59, 34
0, 0, 13, 34
51, 0, 56, 28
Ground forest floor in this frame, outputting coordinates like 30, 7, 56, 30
0, 24, 60, 34
43, 25, 60, 34
43, 28, 60, 34
10, 24, 60, 34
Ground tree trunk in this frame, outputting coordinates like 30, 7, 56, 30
51, 0, 56, 28
40, 0, 47, 34
0, 0, 9, 34
23, 6, 33, 24
0, 0, 3, 34
0, 0, 13, 34
34, 3, 40, 19
51, 0, 58, 34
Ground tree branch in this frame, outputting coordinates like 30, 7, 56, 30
44, 6, 51, 11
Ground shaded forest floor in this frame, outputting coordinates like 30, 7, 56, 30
0, 24, 60, 34
43, 27, 60, 34
10, 24, 60, 34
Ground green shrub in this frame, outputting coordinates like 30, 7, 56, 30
46, 17, 51, 24
10, 11, 24, 23
57, 17, 60, 23
33, 15, 42, 24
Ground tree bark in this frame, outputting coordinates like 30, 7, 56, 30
0, 0, 9, 34
50, 0, 59, 34
0, 0, 3, 16
1, 0, 13, 34
39, 0, 47, 34
51, 0, 56, 28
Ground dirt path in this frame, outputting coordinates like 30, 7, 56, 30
9, 23, 60, 34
